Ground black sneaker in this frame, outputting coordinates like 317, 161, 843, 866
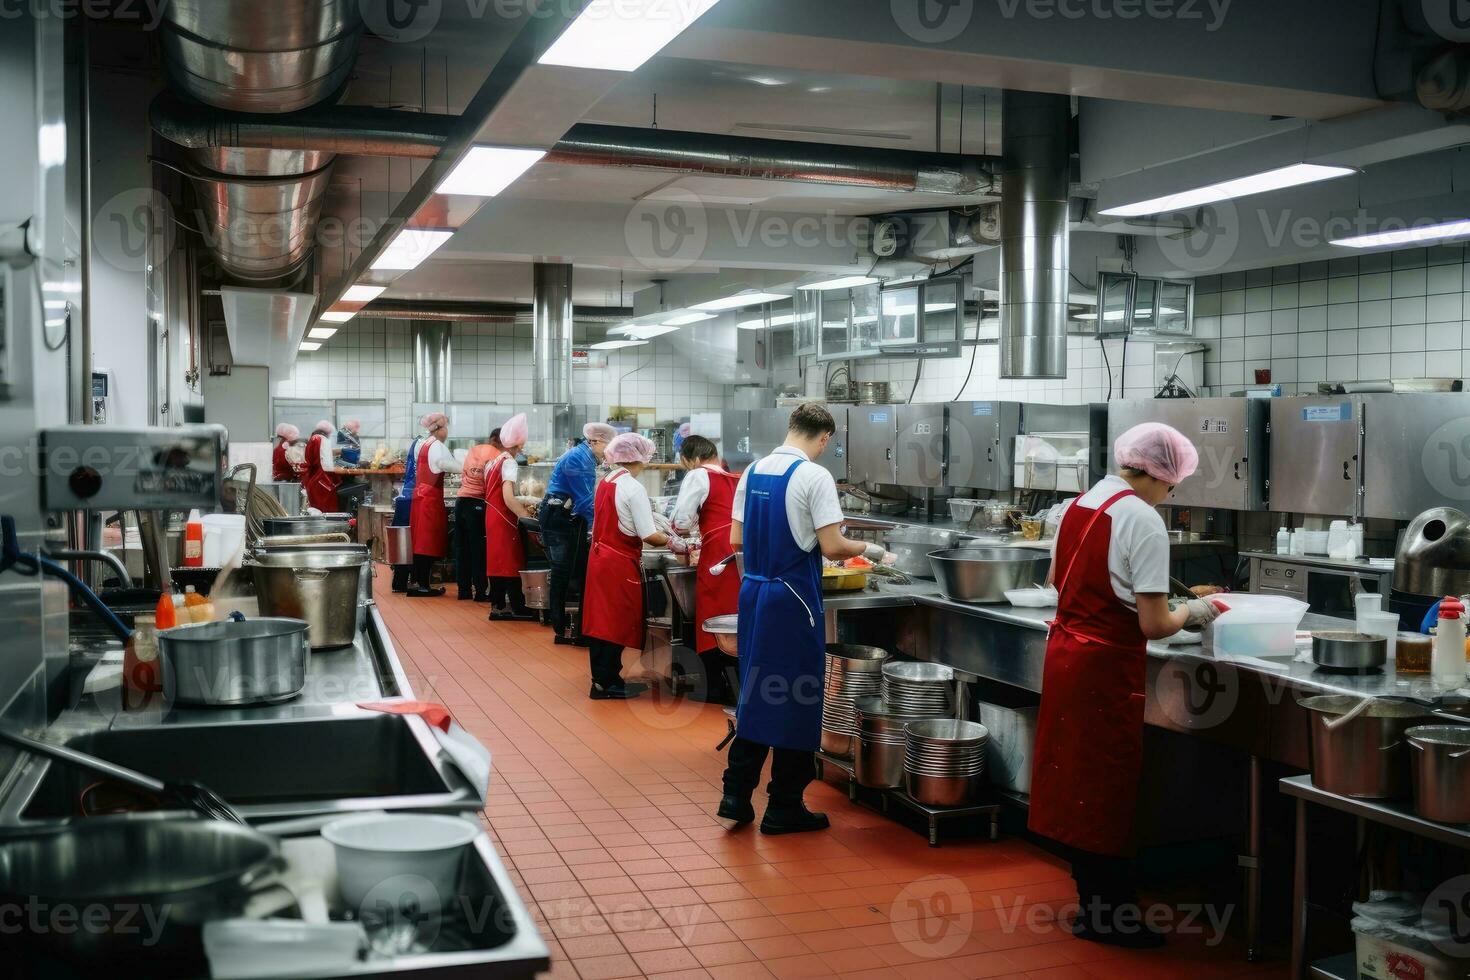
406, 587, 446, 598
759, 806, 830, 836
589, 683, 640, 700
716, 795, 755, 830
474, 595, 493, 603
457, 593, 474, 601
553, 635, 579, 646
1068, 911, 1167, 949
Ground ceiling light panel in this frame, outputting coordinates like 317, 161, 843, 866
342, 284, 386, 303
691, 291, 789, 312
1099, 163, 1354, 218
371, 228, 454, 271
436, 146, 547, 197
539, 0, 726, 72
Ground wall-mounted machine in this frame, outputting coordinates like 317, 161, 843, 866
1108, 398, 1267, 511
39, 425, 227, 512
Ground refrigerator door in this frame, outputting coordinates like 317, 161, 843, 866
1361, 393, 1470, 520
1268, 397, 1361, 518
847, 405, 897, 486
895, 403, 946, 488
946, 402, 1020, 491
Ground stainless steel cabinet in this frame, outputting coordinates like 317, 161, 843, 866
1268, 398, 1361, 518
737, 406, 849, 481
1106, 398, 1267, 510
947, 401, 1022, 491
1360, 393, 1470, 520
895, 404, 945, 487
720, 410, 754, 472
847, 404, 897, 486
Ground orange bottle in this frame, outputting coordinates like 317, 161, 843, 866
182, 509, 204, 568
123, 597, 170, 703
183, 585, 206, 623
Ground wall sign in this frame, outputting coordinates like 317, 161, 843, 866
1302, 403, 1352, 422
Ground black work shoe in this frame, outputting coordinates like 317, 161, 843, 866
474, 595, 493, 603
457, 593, 474, 601
759, 806, 830, 836
589, 683, 640, 700
1069, 917, 1167, 949
406, 587, 446, 598
554, 635, 578, 646
716, 795, 755, 830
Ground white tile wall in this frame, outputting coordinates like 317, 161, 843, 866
274, 319, 731, 448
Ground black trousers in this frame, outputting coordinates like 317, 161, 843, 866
587, 638, 624, 688
454, 497, 487, 598
1068, 847, 1140, 930
411, 554, 437, 590
541, 505, 588, 636
721, 737, 815, 808
391, 564, 412, 591
489, 576, 528, 614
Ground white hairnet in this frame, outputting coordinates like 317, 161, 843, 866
583, 422, 617, 443
605, 432, 656, 465
313, 420, 334, 436
499, 413, 529, 449
420, 412, 448, 433
341, 419, 361, 435
1114, 422, 1199, 485
275, 423, 299, 441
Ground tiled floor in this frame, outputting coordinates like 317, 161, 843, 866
375, 569, 1289, 980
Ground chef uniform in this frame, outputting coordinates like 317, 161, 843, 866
721, 446, 842, 826
484, 414, 532, 619
302, 422, 341, 513
271, 423, 300, 483
672, 460, 740, 703
408, 413, 462, 596
456, 439, 499, 601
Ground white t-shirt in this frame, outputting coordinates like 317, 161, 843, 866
671, 466, 712, 532
731, 446, 845, 554
1052, 474, 1170, 608
604, 468, 658, 540
483, 453, 519, 494
316, 432, 335, 472
426, 439, 462, 476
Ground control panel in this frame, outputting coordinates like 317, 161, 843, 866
39, 424, 226, 512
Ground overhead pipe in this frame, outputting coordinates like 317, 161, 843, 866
412, 322, 454, 403
999, 91, 1072, 380
533, 263, 574, 405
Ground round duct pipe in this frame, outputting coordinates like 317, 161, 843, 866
533, 263, 574, 405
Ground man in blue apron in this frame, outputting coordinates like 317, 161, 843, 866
390, 435, 420, 593
718, 403, 895, 835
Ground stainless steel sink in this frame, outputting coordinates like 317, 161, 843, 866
5, 713, 481, 825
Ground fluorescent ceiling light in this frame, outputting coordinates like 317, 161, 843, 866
738, 313, 799, 330
590, 339, 650, 350
539, 0, 725, 72
800, 276, 880, 291
1072, 312, 1098, 321
320, 311, 356, 323
691, 291, 789, 312
436, 146, 547, 197
308, 327, 338, 340
299, 341, 322, 352
371, 228, 454, 271
621, 324, 680, 340
1329, 218, 1470, 249
663, 311, 715, 326
1098, 163, 1355, 218
342, 284, 386, 303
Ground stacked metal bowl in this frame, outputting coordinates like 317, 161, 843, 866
881, 661, 956, 716
820, 645, 888, 758
904, 719, 989, 807
853, 696, 935, 789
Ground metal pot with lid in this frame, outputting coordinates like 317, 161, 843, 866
1395, 507, 1470, 598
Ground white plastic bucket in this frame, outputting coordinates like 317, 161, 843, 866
322, 813, 479, 919
1210, 594, 1309, 658
201, 514, 247, 568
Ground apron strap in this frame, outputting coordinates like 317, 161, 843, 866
1054, 488, 1136, 597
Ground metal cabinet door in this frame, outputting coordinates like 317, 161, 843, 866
847, 405, 897, 486
1268, 398, 1361, 517
896, 404, 945, 488
1106, 398, 1264, 510
1361, 393, 1470, 520
818, 405, 849, 482
720, 410, 753, 472
748, 409, 790, 459
946, 402, 1018, 491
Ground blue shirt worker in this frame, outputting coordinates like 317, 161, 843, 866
539, 422, 616, 644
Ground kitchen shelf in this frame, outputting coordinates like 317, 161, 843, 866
1279, 775, 1470, 849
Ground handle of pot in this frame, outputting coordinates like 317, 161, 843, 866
1325, 697, 1377, 730
292, 568, 331, 583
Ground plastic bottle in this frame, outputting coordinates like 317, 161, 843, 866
183, 585, 209, 623
125, 606, 166, 703
183, 509, 204, 567
1276, 527, 1290, 554
1433, 596, 1467, 690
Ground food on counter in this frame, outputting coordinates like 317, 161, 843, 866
1189, 584, 1226, 597
822, 565, 868, 591
1397, 632, 1432, 673
844, 556, 874, 569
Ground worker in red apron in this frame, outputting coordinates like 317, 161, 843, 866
718, 404, 893, 835
302, 420, 341, 513
581, 433, 681, 700
271, 423, 300, 482
484, 413, 537, 621
407, 412, 462, 597
671, 433, 741, 704
1029, 422, 1220, 948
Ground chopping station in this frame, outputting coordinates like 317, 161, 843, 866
15, 3, 1470, 979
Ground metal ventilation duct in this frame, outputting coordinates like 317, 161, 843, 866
533, 263, 573, 405
413, 322, 454, 403
189, 158, 334, 283
999, 91, 1071, 380
218, 286, 316, 378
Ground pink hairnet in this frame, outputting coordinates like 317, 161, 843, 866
313, 420, 334, 435
275, 423, 299, 441
605, 432, 656, 465
341, 419, 361, 435
1114, 422, 1199, 485
583, 422, 617, 443
677, 422, 691, 438
420, 412, 448, 432
499, 413, 529, 448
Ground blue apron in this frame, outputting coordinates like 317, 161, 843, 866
392, 437, 420, 527
337, 430, 362, 466
735, 456, 825, 751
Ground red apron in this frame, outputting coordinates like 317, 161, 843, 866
580, 471, 646, 650
271, 442, 296, 483
409, 439, 448, 558
302, 434, 340, 513
1027, 488, 1147, 857
483, 454, 525, 578
693, 465, 741, 654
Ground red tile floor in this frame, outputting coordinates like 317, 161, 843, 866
375, 568, 1290, 980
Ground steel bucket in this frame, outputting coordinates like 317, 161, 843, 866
250, 548, 365, 649
1300, 696, 1429, 799
1407, 725, 1470, 822
520, 569, 550, 610
384, 525, 413, 565
158, 617, 310, 706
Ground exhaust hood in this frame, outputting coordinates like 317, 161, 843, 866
219, 286, 316, 378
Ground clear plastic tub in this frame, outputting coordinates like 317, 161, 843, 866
1210, 594, 1310, 658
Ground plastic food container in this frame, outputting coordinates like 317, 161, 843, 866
1358, 611, 1401, 660
1397, 632, 1433, 673
322, 814, 479, 918
1210, 594, 1310, 658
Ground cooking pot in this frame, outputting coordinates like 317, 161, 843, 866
250, 547, 366, 649
261, 514, 351, 539
0, 815, 283, 975
159, 617, 310, 706
1407, 725, 1470, 823
1299, 695, 1429, 798
1310, 631, 1387, 672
